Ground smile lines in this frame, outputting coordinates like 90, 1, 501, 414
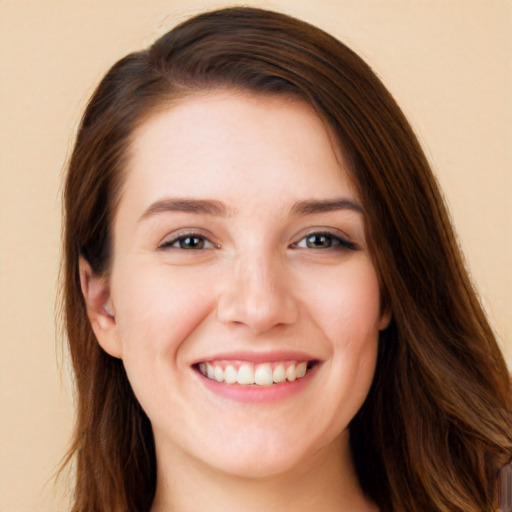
196, 360, 313, 386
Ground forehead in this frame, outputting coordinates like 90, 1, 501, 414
122, 90, 358, 212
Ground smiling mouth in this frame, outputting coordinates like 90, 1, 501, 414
194, 360, 318, 386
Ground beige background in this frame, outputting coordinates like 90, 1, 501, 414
0, 0, 510, 510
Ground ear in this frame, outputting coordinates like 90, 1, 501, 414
79, 256, 123, 358
378, 309, 392, 331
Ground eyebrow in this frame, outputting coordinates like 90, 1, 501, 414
138, 198, 228, 222
138, 196, 363, 222
290, 198, 364, 216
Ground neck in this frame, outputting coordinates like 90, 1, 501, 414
150, 432, 378, 512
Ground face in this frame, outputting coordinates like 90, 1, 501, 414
85, 91, 389, 478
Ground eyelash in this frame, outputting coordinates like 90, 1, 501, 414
158, 232, 217, 251
291, 231, 357, 251
158, 231, 357, 251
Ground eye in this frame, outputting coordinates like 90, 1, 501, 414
159, 233, 216, 250
293, 232, 357, 251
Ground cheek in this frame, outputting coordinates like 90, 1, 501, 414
319, 262, 382, 418
109, 261, 220, 422
111, 260, 217, 358
299, 259, 383, 344
289, 259, 382, 435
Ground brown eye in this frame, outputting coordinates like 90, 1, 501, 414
305, 234, 332, 249
178, 236, 204, 250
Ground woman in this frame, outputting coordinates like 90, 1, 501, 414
60, 6, 511, 511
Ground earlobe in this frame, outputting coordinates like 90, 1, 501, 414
378, 309, 392, 331
79, 257, 123, 358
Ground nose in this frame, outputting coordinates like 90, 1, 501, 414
217, 251, 299, 334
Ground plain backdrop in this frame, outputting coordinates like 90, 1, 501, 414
1, 1, 511, 510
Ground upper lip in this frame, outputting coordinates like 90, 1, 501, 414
191, 350, 321, 365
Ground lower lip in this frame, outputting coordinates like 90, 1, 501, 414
194, 365, 318, 403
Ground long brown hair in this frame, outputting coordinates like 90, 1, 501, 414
60, 7, 511, 511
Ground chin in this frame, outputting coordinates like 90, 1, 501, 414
193, 427, 330, 480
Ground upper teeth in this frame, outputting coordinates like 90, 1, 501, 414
198, 360, 308, 386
